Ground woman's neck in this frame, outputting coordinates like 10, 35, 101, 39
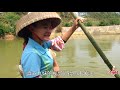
32, 35, 44, 45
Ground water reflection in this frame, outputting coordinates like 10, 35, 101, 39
56, 35, 120, 78
76, 35, 120, 58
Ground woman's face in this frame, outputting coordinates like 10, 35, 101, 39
31, 19, 54, 41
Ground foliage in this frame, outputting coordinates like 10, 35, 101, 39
109, 18, 120, 25
1, 12, 120, 38
84, 20, 93, 26
64, 22, 73, 27
84, 12, 120, 26
98, 20, 110, 26
0, 12, 23, 37
57, 12, 73, 27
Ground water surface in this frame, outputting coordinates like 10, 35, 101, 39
0, 35, 120, 78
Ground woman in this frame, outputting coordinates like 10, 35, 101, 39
16, 12, 84, 78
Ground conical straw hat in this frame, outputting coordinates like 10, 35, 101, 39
16, 12, 61, 38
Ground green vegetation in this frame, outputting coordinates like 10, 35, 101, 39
0, 12, 120, 38
84, 20, 93, 26
58, 12, 120, 27
0, 12, 26, 37
58, 12, 73, 27
84, 12, 120, 26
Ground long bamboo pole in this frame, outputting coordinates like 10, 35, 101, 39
70, 12, 120, 78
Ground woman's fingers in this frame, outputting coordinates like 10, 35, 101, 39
73, 17, 86, 29
77, 17, 86, 23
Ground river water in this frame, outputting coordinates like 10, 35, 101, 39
0, 35, 120, 78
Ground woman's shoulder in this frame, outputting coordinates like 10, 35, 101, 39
21, 49, 41, 62
22, 45, 38, 57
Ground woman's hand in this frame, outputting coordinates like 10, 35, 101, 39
61, 16, 86, 43
72, 17, 86, 29
18, 65, 23, 77
53, 66, 60, 72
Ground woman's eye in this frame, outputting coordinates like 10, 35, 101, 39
43, 26, 48, 29
44, 26, 48, 28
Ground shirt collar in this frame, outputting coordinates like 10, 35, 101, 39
28, 38, 47, 54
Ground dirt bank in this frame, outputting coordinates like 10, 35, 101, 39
62, 25, 120, 35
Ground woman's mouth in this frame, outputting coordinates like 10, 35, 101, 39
44, 33, 51, 37
44, 35, 50, 37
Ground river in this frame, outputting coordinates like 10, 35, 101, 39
0, 35, 120, 78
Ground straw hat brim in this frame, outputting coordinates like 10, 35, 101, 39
16, 12, 61, 38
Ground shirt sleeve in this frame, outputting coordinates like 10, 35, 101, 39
22, 53, 41, 78
46, 36, 65, 52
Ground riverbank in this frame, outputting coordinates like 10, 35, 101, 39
62, 25, 120, 35
0, 34, 15, 40
1, 25, 120, 40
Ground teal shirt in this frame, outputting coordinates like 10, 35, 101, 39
21, 38, 54, 78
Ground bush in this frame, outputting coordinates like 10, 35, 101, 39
4, 24, 13, 34
0, 12, 21, 36
64, 22, 72, 27
109, 18, 120, 25
84, 21, 93, 26
0, 29, 4, 36
0, 22, 5, 36
98, 20, 110, 26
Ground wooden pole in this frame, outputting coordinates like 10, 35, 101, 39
70, 12, 120, 78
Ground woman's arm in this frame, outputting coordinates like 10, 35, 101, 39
61, 17, 84, 43
49, 49, 59, 72
49, 17, 85, 51
53, 56, 59, 72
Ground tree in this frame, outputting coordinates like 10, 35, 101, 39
57, 12, 73, 27
0, 12, 21, 37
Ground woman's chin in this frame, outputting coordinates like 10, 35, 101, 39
44, 37, 50, 41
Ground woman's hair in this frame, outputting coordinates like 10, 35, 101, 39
22, 26, 32, 50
